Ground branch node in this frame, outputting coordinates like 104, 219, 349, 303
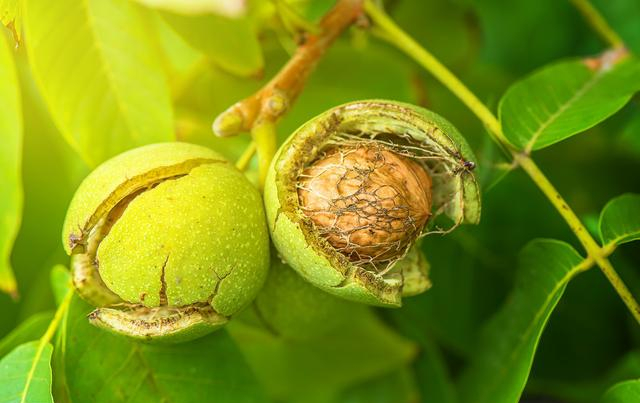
213, 106, 246, 137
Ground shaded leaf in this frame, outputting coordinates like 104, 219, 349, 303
599, 194, 640, 246
602, 379, 640, 403
334, 367, 419, 403
619, 111, 640, 157
0, 313, 53, 358
133, 0, 246, 17
525, 350, 640, 403
0, 341, 53, 403
228, 309, 416, 403
458, 239, 587, 403
591, 0, 640, 55
0, 30, 22, 297
471, 0, 580, 75
64, 295, 266, 403
161, 11, 263, 76
23, 0, 173, 167
499, 54, 640, 151
388, 309, 457, 403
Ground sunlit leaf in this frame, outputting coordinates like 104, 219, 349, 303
133, 0, 246, 17
499, 53, 640, 151
0, 0, 20, 40
23, 0, 174, 167
458, 239, 587, 403
0, 313, 53, 359
49, 265, 71, 306
0, 31, 22, 297
63, 296, 266, 403
0, 341, 54, 403
161, 11, 263, 76
599, 194, 640, 246
602, 379, 640, 403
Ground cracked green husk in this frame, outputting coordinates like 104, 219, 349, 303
264, 100, 480, 307
62, 142, 270, 342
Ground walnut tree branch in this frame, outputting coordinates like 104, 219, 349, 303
213, 0, 365, 138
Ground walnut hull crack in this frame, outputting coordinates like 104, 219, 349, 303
63, 142, 271, 341
89, 304, 229, 343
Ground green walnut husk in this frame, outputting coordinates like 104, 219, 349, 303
227, 258, 418, 401
62, 142, 270, 342
248, 255, 359, 341
264, 100, 480, 307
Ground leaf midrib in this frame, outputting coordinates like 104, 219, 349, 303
524, 68, 606, 152
468, 259, 585, 403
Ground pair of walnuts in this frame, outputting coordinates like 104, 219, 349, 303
63, 100, 480, 342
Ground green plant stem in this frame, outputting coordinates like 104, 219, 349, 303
515, 154, 640, 322
236, 141, 257, 172
252, 122, 277, 188
364, 1, 508, 148
364, 0, 640, 323
568, 0, 625, 49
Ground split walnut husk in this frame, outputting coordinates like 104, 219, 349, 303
264, 100, 480, 307
62, 143, 270, 342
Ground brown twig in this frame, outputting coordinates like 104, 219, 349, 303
213, 0, 365, 137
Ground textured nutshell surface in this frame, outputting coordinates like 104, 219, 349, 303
62, 142, 270, 340
298, 145, 432, 263
265, 100, 480, 307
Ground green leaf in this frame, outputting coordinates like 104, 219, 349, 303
0, 313, 53, 359
23, 0, 174, 167
63, 295, 266, 403
591, 0, 640, 55
499, 54, 640, 151
389, 309, 457, 403
334, 367, 419, 403
0, 31, 22, 297
602, 379, 640, 403
0, 0, 20, 40
161, 11, 263, 76
133, 0, 247, 17
0, 341, 54, 403
49, 265, 71, 306
228, 308, 416, 403
619, 111, 640, 157
458, 239, 587, 403
599, 194, 640, 246
471, 0, 581, 75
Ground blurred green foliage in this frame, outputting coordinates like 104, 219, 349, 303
1, 0, 640, 402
